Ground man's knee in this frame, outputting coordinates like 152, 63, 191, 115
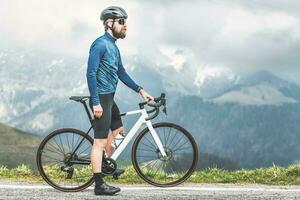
93, 138, 108, 148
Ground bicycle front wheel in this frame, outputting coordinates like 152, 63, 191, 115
132, 122, 199, 187
36, 128, 94, 192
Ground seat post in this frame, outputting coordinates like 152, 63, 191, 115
81, 101, 93, 125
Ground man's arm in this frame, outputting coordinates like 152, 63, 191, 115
117, 56, 142, 93
117, 52, 154, 102
86, 42, 106, 106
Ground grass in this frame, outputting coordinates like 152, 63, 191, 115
0, 163, 300, 185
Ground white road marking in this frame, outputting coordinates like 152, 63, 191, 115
0, 184, 300, 192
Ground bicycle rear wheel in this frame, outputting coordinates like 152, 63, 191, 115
132, 122, 199, 187
36, 128, 94, 192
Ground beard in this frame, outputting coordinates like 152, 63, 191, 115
112, 28, 126, 39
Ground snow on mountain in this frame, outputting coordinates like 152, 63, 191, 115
1, 47, 300, 135
0, 48, 164, 134
194, 67, 238, 87
209, 70, 299, 106
192, 67, 240, 98
27, 108, 55, 131
212, 83, 298, 106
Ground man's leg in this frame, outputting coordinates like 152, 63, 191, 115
105, 126, 125, 157
91, 138, 107, 173
91, 137, 121, 195
90, 93, 120, 195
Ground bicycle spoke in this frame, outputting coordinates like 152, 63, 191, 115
77, 145, 91, 156
146, 159, 159, 175
141, 159, 157, 170
165, 127, 172, 147
137, 155, 156, 158
171, 158, 186, 173
42, 153, 64, 163
167, 129, 178, 149
133, 123, 198, 186
53, 137, 65, 156
72, 134, 82, 153
162, 128, 166, 146
153, 161, 164, 177
140, 141, 156, 151
44, 146, 64, 156
66, 133, 71, 152
168, 159, 178, 174
172, 139, 190, 152
37, 129, 95, 191
170, 133, 184, 150
137, 148, 155, 152
173, 146, 192, 153
143, 135, 157, 150
71, 132, 75, 150
58, 134, 66, 155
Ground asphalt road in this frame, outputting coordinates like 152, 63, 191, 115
0, 181, 300, 200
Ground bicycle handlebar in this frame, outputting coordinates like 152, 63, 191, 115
138, 93, 167, 121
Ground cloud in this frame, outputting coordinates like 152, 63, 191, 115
132, 0, 300, 84
0, 0, 138, 56
1, 0, 300, 84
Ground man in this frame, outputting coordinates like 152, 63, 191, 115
86, 6, 154, 196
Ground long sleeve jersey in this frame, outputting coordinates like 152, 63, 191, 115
86, 31, 142, 106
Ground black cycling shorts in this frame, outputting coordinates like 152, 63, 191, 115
89, 93, 123, 139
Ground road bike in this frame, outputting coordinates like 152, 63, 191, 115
36, 93, 199, 192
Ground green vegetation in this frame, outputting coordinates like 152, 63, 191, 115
0, 122, 42, 170
0, 122, 299, 185
0, 163, 299, 185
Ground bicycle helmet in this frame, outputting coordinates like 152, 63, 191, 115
100, 6, 128, 22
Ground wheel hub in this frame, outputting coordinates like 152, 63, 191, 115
157, 147, 173, 161
64, 152, 78, 165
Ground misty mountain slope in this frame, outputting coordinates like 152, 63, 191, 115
0, 122, 42, 169
0, 47, 174, 133
212, 83, 298, 106
1, 48, 300, 169
169, 94, 300, 168
209, 70, 299, 106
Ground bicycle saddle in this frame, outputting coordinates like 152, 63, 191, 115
69, 96, 90, 102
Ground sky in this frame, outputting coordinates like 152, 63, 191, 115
1, 0, 300, 84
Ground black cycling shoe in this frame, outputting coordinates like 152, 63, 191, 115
94, 183, 120, 195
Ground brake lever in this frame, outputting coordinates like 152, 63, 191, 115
163, 106, 167, 115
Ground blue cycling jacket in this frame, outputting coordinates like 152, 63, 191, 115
86, 32, 142, 106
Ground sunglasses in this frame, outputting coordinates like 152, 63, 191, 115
115, 18, 126, 25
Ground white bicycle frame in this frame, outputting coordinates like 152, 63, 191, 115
110, 108, 167, 160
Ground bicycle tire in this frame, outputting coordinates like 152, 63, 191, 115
36, 128, 94, 192
132, 122, 199, 187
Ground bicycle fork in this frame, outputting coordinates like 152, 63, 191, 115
144, 114, 167, 157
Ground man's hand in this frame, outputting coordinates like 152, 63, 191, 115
93, 104, 103, 118
139, 89, 154, 102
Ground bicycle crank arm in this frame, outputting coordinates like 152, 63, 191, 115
69, 160, 91, 165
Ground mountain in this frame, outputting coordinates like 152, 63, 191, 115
193, 67, 240, 98
168, 71, 300, 168
0, 48, 165, 136
210, 70, 299, 106
1, 47, 300, 169
0, 122, 42, 169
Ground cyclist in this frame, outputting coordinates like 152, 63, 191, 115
86, 6, 154, 196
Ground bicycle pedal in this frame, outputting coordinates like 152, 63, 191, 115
113, 175, 119, 180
